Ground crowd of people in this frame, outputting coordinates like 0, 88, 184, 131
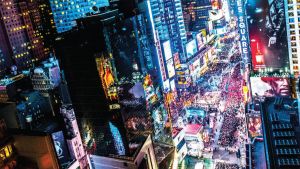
215, 162, 239, 169
218, 110, 240, 146
218, 50, 244, 147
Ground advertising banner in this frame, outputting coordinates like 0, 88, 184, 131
119, 83, 145, 107
51, 131, 70, 165
247, 115, 262, 138
250, 77, 291, 97
163, 41, 172, 61
196, 30, 206, 50
246, 0, 289, 70
173, 52, 181, 69
186, 39, 197, 59
166, 59, 176, 78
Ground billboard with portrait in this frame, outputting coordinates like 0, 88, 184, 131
196, 32, 205, 50
163, 41, 172, 61
247, 116, 262, 138
246, 0, 289, 71
250, 77, 291, 97
51, 131, 70, 165
185, 39, 197, 59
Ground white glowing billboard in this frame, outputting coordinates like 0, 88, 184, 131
186, 39, 197, 59
163, 40, 172, 61
166, 59, 175, 78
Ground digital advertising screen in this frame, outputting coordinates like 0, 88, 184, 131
163, 79, 170, 92
173, 52, 181, 69
51, 131, 70, 165
166, 59, 175, 78
170, 79, 176, 92
190, 58, 200, 74
186, 39, 197, 59
119, 83, 145, 107
143, 75, 158, 106
196, 33, 204, 50
247, 116, 262, 138
246, 0, 289, 71
250, 77, 291, 97
163, 40, 172, 61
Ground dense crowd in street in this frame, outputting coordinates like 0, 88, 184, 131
215, 162, 239, 169
178, 28, 246, 168
218, 110, 240, 146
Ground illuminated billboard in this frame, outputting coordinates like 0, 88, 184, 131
51, 131, 70, 165
163, 79, 170, 92
170, 79, 176, 92
119, 83, 145, 107
166, 59, 175, 78
246, 0, 289, 70
163, 41, 172, 61
143, 75, 158, 106
173, 52, 181, 69
186, 39, 197, 59
247, 116, 262, 138
189, 58, 200, 74
250, 77, 291, 97
196, 32, 204, 50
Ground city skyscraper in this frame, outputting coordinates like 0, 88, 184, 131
146, 0, 187, 61
285, 0, 300, 76
0, 0, 55, 77
49, 0, 109, 33
182, 0, 212, 36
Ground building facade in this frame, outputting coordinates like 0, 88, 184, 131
286, 0, 300, 76
49, 0, 109, 33
182, 0, 212, 36
0, 0, 55, 77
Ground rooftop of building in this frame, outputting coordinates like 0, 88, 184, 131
8, 120, 60, 136
172, 127, 183, 138
261, 97, 300, 169
153, 142, 175, 165
185, 124, 202, 135
0, 74, 26, 87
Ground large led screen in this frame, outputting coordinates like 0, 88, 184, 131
186, 39, 197, 59
196, 32, 205, 50
119, 83, 145, 107
166, 59, 175, 78
163, 41, 172, 61
246, 0, 289, 70
250, 77, 291, 97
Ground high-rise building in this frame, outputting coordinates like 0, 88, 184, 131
0, 0, 55, 77
260, 97, 300, 169
49, 0, 109, 33
56, 8, 174, 168
286, 0, 300, 76
182, 0, 212, 36
146, 0, 187, 61
60, 105, 87, 169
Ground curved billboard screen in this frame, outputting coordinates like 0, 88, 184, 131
246, 0, 289, 71
250, 77, 291, 97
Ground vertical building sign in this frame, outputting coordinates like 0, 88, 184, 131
246, 0, 289, 71
51, 131, 69, 165
236, 0, 250, 65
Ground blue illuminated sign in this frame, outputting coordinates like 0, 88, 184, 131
236, 0, 250, 64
